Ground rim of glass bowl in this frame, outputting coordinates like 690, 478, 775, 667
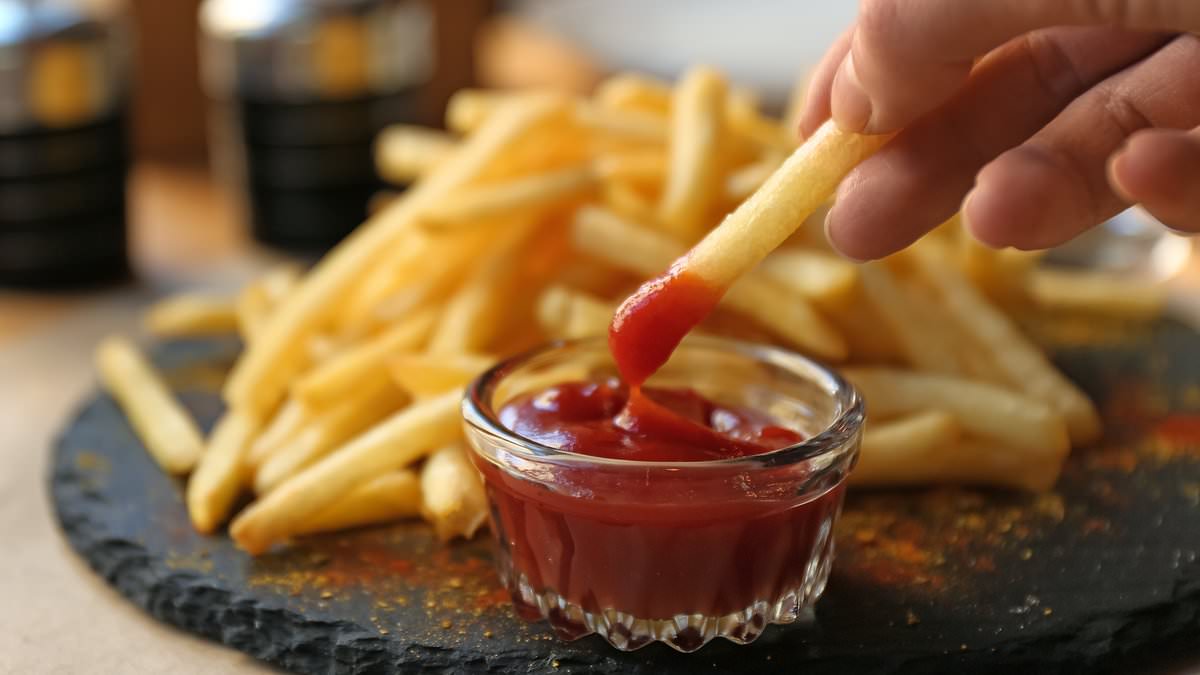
462, 335, 864, 471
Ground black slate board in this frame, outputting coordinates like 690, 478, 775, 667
51, 318, 1200, 674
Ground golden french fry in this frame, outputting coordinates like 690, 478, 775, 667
224, 94, 569, 418
844, 367, 1070, 456
231, 390, 462, 554
417, 166, 596, 229
659, 66, 728, 240
296, 470, 422, 535
255, 379, 408, 494
235, 264, 301, 343
757, 249, 858, 307
536, 284, 615, 340
95, 336, 205, 474
850, 410, 959, 487
594, 151, 666, 185
187, 410, 258, 533
1029, 268, 1167, 319
445, 88, 508, 134
958, 234, 1041, 308
571, 206, 845, 359
859, 263, 969, 375
389, 352, 496, 398
420, 444, 488, 541
246, 397, 307, 468
725, 91, 795, 154
594, 72, 672, 115
910, 247, 1102, 444
375, 124, 457, 184
144, 295, 239, 337
427, 219, 538, 354
724, 154, 784, 202
293, 309, 436, 410
939, 438, 1065, 492
601, 180, 658, 224
676, 120, 889, 293
573, 102, 667, 142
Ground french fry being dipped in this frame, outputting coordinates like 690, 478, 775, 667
602, 120, 888, 385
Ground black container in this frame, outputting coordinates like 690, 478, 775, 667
0, 1, 132, 288
200, 0, 434, 253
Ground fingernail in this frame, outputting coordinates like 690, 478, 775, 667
1106, 150, 1136, 203
831, 53, 872, 133
823, 206, 867, 263
960, 189, 999, 249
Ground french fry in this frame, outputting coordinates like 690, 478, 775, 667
1029, 268, 1167, 319
417, 166, 595, 229
938, 438, 1065, 492
958, 234, 1040, 308
445, 88, 508, 134
231, 390, 462, 554
601, 180, 657, 224
295, 470, 422, 535
844, 367, 1070, 456
255, 379, 409, 494
659, 66, 728, 240
674, 119, 889, 293
536, 285, 615, 340
909, 247, 1102, 444
187, 410, 258, 533
859, 263, 969, 375
726, 91, 796, 154
420, 444, 488, 541
144, 294, 239, 337
850, 410, 959, 487
292, 308, 436, 410
235, 264, 302, 343
757, 249, 858, 307
724, 154, 784, 202
427, 219, 538, 354
388, 353, 496, 398
571, 206, 845, 359
224, 94, 568, 418
95, 336, 205, 474
594, 151, 667, 185
595, 72, 672, 115
246, 397, 307, 468
573, 102, 667, 142
375, 124, 457, 184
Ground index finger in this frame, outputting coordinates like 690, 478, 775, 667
834, 0, 1200, 134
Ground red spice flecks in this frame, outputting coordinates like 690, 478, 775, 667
609, 266, 722, 388
1153, 414, 1200, 453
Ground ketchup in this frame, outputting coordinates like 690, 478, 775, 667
609, 265, 722, 388
480, 380, 842, 632
499, 379, 803, 461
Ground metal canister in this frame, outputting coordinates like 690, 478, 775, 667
0, 0, 131, 287
199, 0, 434, 252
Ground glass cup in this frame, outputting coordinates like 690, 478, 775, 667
462, 336, 863, 652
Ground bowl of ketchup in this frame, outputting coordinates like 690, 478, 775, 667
462, 336, 862, 652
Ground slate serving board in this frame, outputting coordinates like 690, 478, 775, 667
51, 318, 1200, 674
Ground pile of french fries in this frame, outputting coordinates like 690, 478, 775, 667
96, 67, 1167, 555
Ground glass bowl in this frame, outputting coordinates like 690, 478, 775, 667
462, 335, 863, 652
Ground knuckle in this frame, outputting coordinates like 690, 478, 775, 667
1017, 31, 1087, 104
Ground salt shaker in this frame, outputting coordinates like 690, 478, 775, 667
199, 0, 435, 252
0, 0, 131, 287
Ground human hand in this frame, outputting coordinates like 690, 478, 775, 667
799, 1, 1200, 260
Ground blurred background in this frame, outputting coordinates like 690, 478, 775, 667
0, 0, 1192, 327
